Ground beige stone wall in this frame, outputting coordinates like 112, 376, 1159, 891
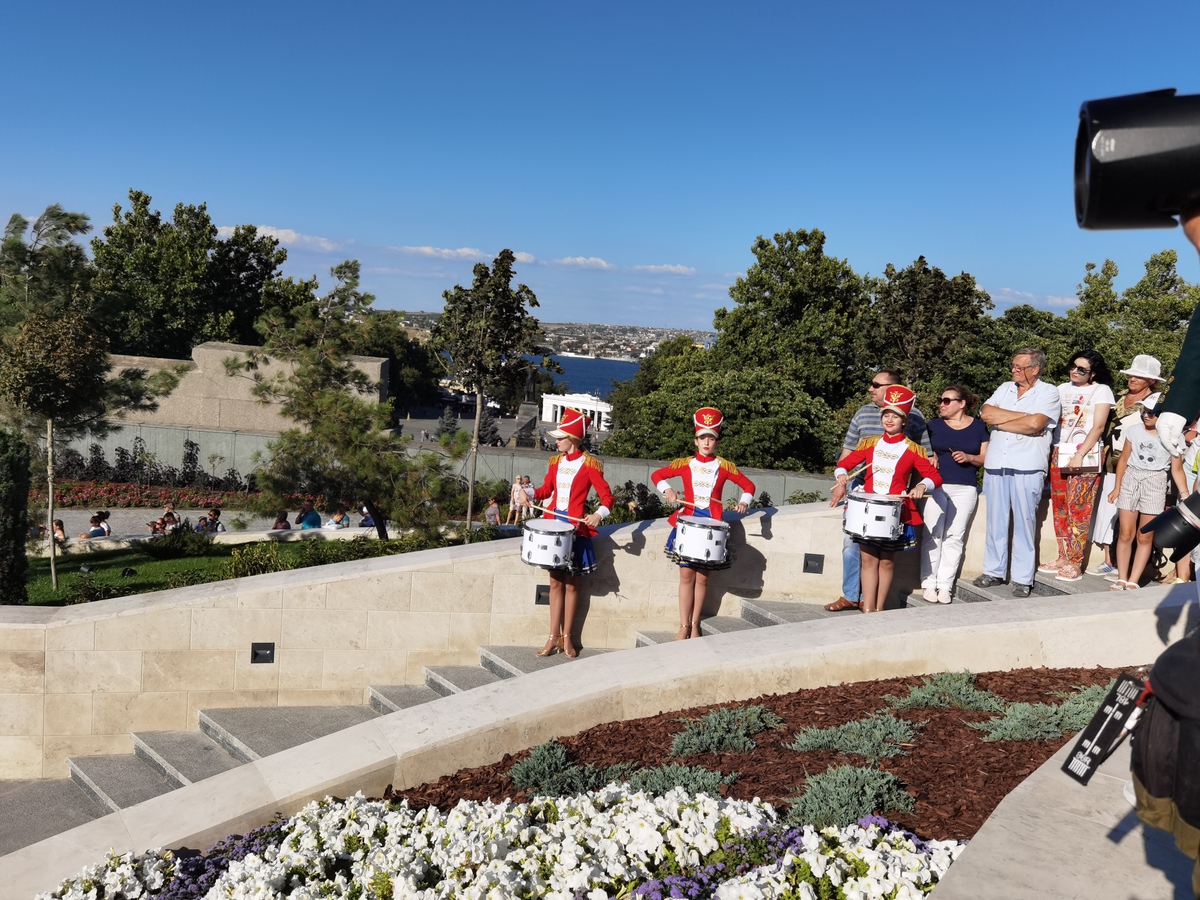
110, 342, 388, 434
0, 499, 1061, 780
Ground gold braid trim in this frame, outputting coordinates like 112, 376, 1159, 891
548, 453, 564, 465
583, 454, 604, 472
670, 457, 693, 469
856, 435, 882, 451
718, 457, 740, 474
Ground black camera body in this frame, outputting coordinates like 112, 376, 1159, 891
1076, 88, 1200, 230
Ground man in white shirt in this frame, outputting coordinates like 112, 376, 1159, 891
973, 348, 1062, 597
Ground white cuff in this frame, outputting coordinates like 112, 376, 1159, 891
656, 480, 672, 493
596, 506, 611, 520
920, 478, 936, 492
834, 468, 848, 477
739, 492, 753, 506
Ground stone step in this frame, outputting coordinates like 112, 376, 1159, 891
740, 598, 836, 626
697, 615, 759, 636
1033, 570, 1116, 595
367, 684, 443, 714
133, 730, 244, 786
956, 575, 1069, 604
424, 665, 504, 696
635, 629, 680, 647
0, 778, 106, 857
199, 705, 379, 762
479, 644, 611, 679
68, 753, 176, 813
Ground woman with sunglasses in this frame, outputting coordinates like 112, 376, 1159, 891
919, 385, 988, 603
1040, 349, 1114, 582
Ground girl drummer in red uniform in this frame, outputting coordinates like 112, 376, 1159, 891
521, 408, 614, 658
834, 386, 941, 613
653, 407, 756, 640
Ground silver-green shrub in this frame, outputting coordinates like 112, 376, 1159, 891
885, 671, 1005, 713
787, 712, 921, 761
671, 704, 784, 757
786, 766, 914, 829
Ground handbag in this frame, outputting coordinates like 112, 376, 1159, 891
1056, 389, 1102, 473
1056, 430, 1102, 472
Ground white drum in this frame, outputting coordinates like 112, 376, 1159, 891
522, 518, 576, 570
843, 491, 904, 541
674, 515, 730, 567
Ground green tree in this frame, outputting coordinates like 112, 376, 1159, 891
91, 190, 293, 358
0, 204, 93, 326
432, 250, 548, 537
478, 408, 501, 446
712, 229, 870, 410
230, 260, 453, 540
436, 405, 460, 438
863, 257, 993, 390
0, 429, 31, 604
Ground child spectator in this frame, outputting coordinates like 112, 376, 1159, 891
1107, 393, 1187, 590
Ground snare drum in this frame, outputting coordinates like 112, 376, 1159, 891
521, 518, 576, 570
673, 515, 731, 568
843, 491, 904, 541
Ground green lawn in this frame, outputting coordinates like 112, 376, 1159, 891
27, 547, 242, 605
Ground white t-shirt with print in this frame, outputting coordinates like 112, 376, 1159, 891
1057, 382, 1115, 441
1123, 422, 1171, 473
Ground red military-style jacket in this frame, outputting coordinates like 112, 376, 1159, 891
652, 454, 756, 528
533, 450, 614, 538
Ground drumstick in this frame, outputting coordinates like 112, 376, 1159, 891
525, 503, 588, 526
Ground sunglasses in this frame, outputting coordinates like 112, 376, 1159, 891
1070, 365, 1092, 375
938, 397, 961, 404
869, 380, 892, 390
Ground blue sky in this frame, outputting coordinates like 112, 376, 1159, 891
5, 1, 1200, 330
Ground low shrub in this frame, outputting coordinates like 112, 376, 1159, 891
164, 569, 222, 590
507, 739, 736, 799
785, 489, 825, 505
885, 671, 1005, 713
671, 704, 784, 757
787, 711, 921, 761
970, 682, 1113, 742
63, 573, 118, 605
136, 521, 215, 560
223, 542, 295, 579
785, 765, 914, 830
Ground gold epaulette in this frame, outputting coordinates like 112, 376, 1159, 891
908, 440, 929, 458
856, 435, 882, 451
583, 454, 604, 472
671, 457, 693, 469
548, 453, 564, 465
718, 457, 740, 474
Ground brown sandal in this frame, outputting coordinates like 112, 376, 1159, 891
824, 596, 860, 612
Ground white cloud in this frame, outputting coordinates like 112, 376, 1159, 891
554, 256, 613, 270
513, 251, 537, 264
216, 225, 338, 253
632, 264, 695, 275
393, 245, 486, 260
990, 287, 1075, 310
620, 285, 666, 295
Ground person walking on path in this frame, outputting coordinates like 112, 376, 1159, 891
826, 369, 932, 611
973, 347, 1061, 597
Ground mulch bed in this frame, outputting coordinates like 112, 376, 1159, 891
385, 665, 1135, 841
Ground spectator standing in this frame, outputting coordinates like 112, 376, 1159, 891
271, 510, 292, 530
974, 348, 1061, 597
1172, 418, 1200, 584
826, 369, 932, 611
1039, 350, 1115, 582
296, 500, 322, 529
484, 497, 501, 526
522, 476, 536, 520
1088, 355, 1163, 578
919, 385, 988, 604
1107, 393, 1187, 590
506, 477, 524, 525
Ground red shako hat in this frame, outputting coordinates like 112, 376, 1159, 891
694, 407, 724, 437
549, 408, 590, 442
880, 385, 915, 417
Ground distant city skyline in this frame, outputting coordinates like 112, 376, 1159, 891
4, 2, 1200, 330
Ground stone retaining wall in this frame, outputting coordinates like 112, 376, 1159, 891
0, 500, 1056, 780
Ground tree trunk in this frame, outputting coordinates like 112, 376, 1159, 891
366, 498, 388, 541
46, 417, 57, 591
464, 389, 484, 543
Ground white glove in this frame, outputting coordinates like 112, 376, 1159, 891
1158, 411, 1187, 457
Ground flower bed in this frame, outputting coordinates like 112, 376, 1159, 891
29, 481, 323, 511
36, 788, 962, 900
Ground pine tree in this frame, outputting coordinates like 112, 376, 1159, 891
437, 405, 460, 438
478, 408, 501, 446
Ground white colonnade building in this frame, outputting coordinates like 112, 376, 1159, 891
540, 392, 613, 431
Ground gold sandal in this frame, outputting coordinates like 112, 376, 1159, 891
562, 634, 578, 658
536, 634, 561, 657
675, 623, 690, 641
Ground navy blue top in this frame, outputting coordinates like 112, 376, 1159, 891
927, 417, 988, 486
